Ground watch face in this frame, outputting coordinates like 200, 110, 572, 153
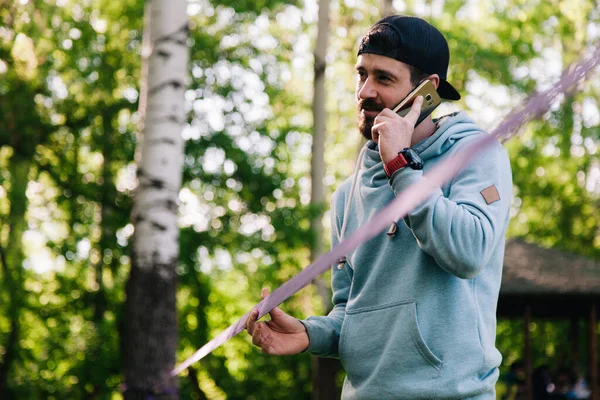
402, 149, 424, 170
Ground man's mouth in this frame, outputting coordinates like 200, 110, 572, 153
361, 109, 381, 118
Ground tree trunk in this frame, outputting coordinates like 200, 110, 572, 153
0, 156, 30, 396
123, 0, 188, 397
382, 0, 394, 17
81, 108, 114, 398
310, 0, 328, 259
310, 0, 341, 398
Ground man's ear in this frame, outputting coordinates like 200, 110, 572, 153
427, 74, 440, 89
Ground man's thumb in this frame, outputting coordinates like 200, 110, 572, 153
261, 288, 287, 320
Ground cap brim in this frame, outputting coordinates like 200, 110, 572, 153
438, 80, 461, 101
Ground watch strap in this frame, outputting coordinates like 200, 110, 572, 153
384, 153, 408, 177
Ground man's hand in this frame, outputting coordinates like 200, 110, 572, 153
372, 96, 423, 164
245, 288, 310, 355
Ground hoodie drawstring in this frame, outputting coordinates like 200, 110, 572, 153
337, 146, 367, 269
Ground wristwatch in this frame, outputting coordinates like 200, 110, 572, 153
383, 148, 424, 177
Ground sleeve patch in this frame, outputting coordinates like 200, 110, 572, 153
480, 185, 500, 205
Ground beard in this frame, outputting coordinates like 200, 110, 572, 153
357, 98, 384, 140
358, 115, 374, 140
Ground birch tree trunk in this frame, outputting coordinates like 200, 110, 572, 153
382, 0, 394, 17
310, 0, 340, 398
123, 0, 188, 397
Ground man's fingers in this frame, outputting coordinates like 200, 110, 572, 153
403, 96, 424, 127
371, 123, 381, 143
251, 323, 263, 346
246, 309, 259, 334
252, 322, 276, 354
260, 333, 275, 354
377, 108, 396, 119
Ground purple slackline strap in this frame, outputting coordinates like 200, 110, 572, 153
171, 44, 600, 377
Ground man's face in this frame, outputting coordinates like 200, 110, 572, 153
355, 54, 414, 140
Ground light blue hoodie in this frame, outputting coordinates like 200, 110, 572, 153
301, 112, 512, 399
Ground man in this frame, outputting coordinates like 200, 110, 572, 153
247, 15, 512, 399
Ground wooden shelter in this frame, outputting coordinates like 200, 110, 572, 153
498, 239, 600, 399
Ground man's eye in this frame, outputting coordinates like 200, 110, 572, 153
378, 75, 391, 82
357, 72, 367, 80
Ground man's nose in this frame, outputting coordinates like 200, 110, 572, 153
357, 78, 377, 100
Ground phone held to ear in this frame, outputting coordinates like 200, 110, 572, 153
392, 80, 441, 127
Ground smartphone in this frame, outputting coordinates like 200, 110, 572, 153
392, 80, 441, 127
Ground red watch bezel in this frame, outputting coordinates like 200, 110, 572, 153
384, 153, 408, 177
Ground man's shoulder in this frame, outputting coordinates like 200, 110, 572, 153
436, 113, 512, 181
440, 112, 508, 157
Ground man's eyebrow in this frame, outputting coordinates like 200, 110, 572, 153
354, 66, 398, 81
373, 69, 397, 80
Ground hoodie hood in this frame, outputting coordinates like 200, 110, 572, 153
413, 111, 485, 160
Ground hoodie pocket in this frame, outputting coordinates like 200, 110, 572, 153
339, 300, 442, 397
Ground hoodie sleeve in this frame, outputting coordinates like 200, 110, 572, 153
299, 188, 352, 358
388, 138, 512, 279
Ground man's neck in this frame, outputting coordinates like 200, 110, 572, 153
410, 116, 437, 147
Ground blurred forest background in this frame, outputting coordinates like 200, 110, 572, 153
1, 0, 599, 398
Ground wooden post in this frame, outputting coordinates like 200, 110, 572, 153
569, 316, 580, 371
590, 302, 598, 400
524, 304, 533, 400
312, 356, 340, 400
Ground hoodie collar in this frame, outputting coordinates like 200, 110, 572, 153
413, 111, 483, 160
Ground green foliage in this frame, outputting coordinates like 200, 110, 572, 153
1, 0, 141, 397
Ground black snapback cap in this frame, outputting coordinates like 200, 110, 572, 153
358, 15, 461, 101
